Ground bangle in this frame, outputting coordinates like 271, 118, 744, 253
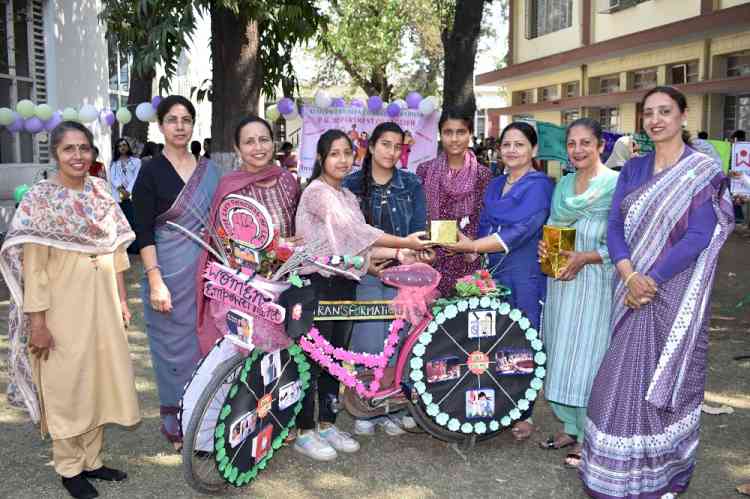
624, 271, 639, 287
144, 264, 161, 276
395, 248, 401, 261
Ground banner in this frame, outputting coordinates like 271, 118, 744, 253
299, 106, 440, 178
731, 141, 750, 196
708, 139, 731, 173
536, 122, 568, 163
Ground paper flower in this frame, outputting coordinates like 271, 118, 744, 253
518, 399, 530, 411
414, 381, 426, 394
509, 309, 522, 321
535, 366, 546, 378
461, 423, 474, 434
421, 392, 433, 405
518, 317, 531, 330
436, 412, 449, 426
426, 403, 440, 416
498, 303, 511, 315
491, 420, 501, 431
525, 328, 538, 340
448, 418, 460, 432
510, 408, 522, 420
534, 352, 547, 365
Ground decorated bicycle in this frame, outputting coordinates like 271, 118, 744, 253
177, 194, 547, 495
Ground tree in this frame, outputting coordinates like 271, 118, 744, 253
100, 0, 324, 166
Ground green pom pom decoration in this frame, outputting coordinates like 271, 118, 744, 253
418, 333, 432, 345
228, 466, 238, 483
525, 328, 538, 340
448, 418, 460, 432
535, 366, 546, 378
480, 296, 491, 308
426, 403, 439, 416
534, 352, 547, 365
457, 300, 468, 311
509, 309, 522, 321
475, 422, 487, 434
518, 399, 530, 411
525, 388, 538, 401
215, 422, 225, 438
435, 312, 446, 324
444, 304, 458, 318
410, 357, 423, 369
352, 255, 364, 269
500, 416, 511, 427
498, 302, 511, 314
531, 377, 543, 390
518, 317, 531, 330
510, 408, 521, 420
248, 468, 258, 480
220, 404, 231, 420
469, 297, 480, 309
427, 322, 438, 333
410, 369, 424, 381
13, 184, 30, 204
300, 371, 311, 382
421, 392, 433, 405
294, 401, 303, 415
272, 436, 283, 450
228, 385, 238, 399
490, 420, 501, 431
218, 456, 229, 472
257, 458, 267, 470
461, 422, 474, 434
288, 344, 302, 355
215, 439, 225, 452
436, 412, 449, 426
414, 381, 426, 394
216, 446, 226, 462
412, 344, 426, 357
531, 339, 543, 351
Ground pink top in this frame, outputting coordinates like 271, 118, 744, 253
295, 179, 384, 277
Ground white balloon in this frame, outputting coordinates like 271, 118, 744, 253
135, 102, 156, 122
418, 96, 437, 116
394, 99, 407, 109
78, 104, 99, 123
314, 91, 331, 109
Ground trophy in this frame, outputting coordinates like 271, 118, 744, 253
540, 225, 576, 278
427, 220, 458, 244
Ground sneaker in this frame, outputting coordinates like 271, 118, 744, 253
377, 417, 406, 436
319, 425, 360, 453
293, 431, 337, 461
354, 419, 376, 436
401, 415, 417, 430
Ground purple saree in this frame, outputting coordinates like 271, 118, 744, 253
579, 150, 734, 498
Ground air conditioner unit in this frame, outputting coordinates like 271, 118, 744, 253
597, 0, 638, 14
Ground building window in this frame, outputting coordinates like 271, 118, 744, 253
590, 74, 620, 95
108, 37, 131, 136
598, 0, 650, 14
589, 106, 619, 131
513, 89, 535, 106
562, 81, 580, 98
561, 109, 580, 126
727, 50, 750, 77
525, 0, 573, 39
539, 85, 559, 102
668, 61, 699, 85
1, 0, 44, 164
724, 95, 750, 139
630, 67, 657, 90
512, 114, 534, 124
475, 112, 486, 138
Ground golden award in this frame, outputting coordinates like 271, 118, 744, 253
428, 220, 458, 244
540, 225, 576, 278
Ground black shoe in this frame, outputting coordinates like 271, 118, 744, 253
82, 466, 128, 482
61, 474, 99, 499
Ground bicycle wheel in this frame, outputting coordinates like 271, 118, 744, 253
404, 295, 546, 443
211, 344, 310, 488
182, 344, 246, 495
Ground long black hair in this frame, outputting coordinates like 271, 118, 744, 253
641, 85, 692, 145
112, 137, 133, 160
310, 129, 353, 181
360, 121, 404, 223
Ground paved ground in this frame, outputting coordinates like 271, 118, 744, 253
1, 234, 749, 498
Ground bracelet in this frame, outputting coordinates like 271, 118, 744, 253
144, 264, 161, 276
624, 271, 639, 287
395, 248, 402, 261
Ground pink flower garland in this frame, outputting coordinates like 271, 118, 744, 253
299, 319, 404, 398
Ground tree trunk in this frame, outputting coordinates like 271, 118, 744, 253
121, 63, 154, 144
441, 0, 487, 118
210, 4, 264, 174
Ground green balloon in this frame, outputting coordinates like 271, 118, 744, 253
35, 103, 53, 122
62, 107, 79, 122
116, 107, 132, 125
16, 99, 35, 119
14, 184, 30, 204
0, 107, 14, 126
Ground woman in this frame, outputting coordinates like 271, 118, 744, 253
444, 121, 554, 441
132, 95, 220, 449
110, 138, 141, 253
579, 86, 734, 498
604, 135, 637, 171
536, 118, 618, 468
400, 130, 414, 169
293, 129, 429, 462
0, 121, 139, 499
417, 109, 493, 296
343, 122, 430, 437
196, 116, 300, 354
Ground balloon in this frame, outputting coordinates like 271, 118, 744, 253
386, 102, 401, 118
277, 97, 295, 115
314, 91, 331, 108
405, 92, 423, 109
100, 109, 115, 127
78, 104, 98, 123
116, 107, 132, 124
16, 99, 35, 119
44, 111, 63, 131
62, 107, 79, 122
331, 97, 346, 108
13, 184, 30, 204
34, 103, 53, 121
266, 105, 280, 122
284, 109, 299, 121
135, 102, 156, 122
367, 95, 383, 113
8, 115, 24, 133
151, 95, 162, 109
24, 116, 44, 133
350, 98, 364, 108
0, 107, 14, 126
394, 99, 407, 109
418, 96, 437, 116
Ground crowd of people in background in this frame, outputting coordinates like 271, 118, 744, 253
0, 85, 744, 499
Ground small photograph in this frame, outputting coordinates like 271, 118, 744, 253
231, 240, 260, 269
468, 310, 496, 339
228, 411, 257, 448
226, 310, 254, 345
466, 389, 495, 419
261, 350, 282, 386
425, 356, 462, 384
252, 424, 273, 460
495, 348, 534, 376
278, 380, 302, 410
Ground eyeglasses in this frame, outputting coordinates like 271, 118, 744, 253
244, 136, 273, 147
164, 116, 194, 127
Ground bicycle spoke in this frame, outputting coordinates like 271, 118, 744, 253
486, 370, 519, 409
438, 323, 470, 356
436, 369, 470, 406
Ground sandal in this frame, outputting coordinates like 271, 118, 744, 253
564, 451, 582, 469
160, 406, 183, 451
511, 420, 535, 441
538, 433, 576, 450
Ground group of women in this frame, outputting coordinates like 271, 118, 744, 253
0, 85, 733, 499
